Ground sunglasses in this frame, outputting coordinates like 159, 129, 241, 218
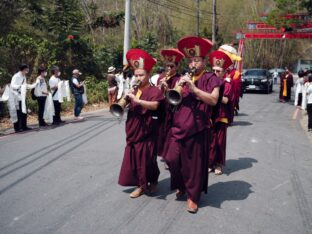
213, 69, 222, 73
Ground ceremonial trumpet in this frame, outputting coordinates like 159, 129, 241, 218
110, 80, 142, 118
165, 67, 196, 106
159, 71, 171, 89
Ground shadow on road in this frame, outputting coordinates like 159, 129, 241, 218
0, 122, 117, 195
231, 121, 253, 126
224, 157, 258, 176
236, 112, 248, 117
201, 180, 253, 208
152, 177, 175, 199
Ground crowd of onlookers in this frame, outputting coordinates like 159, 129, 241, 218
0, 64, 86, 132
295, 69, 312, 132
279, 67, 312, 132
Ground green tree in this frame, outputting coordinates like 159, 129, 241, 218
0, 0, 20, 37
266, 0, 298, 29
300, 0, 312, 15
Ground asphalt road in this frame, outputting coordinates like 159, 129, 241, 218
1, 86, 312, 234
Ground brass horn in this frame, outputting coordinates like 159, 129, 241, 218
109, 80, 142, 117
165, 67, 196, 106
159, 71, 171, 90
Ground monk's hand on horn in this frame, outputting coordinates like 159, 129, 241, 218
177, 75, 188, 86
160, 80, 168, 90
181, 76, 196, 93
127, 92, 141, 104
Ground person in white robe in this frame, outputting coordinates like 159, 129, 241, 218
34, 66, 49, 126
49, 65, 64, 125
294, 70, 304, 107
115, 65, 133, 100
9, 64, 38, 132
150, 67, 165, 86
305, 74, 312, 132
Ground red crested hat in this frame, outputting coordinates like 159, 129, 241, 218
177, 36, 213, 58
160, 49, 184, 64
209, 50, 233, 70
126, 49, 156, 72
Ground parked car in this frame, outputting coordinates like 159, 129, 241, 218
242, 69, 273, 94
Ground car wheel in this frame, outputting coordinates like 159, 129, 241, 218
266, 86, 270, 94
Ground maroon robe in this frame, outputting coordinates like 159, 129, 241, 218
164, 72, 223, 203
118, 86, 164, 190
156, 73, 180, 157
279, 72, 293, 102
210, 80, 233, 169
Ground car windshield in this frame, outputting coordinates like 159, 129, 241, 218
245, 70, 266, 76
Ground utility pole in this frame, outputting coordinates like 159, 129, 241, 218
212, 0, 216, 44
196, 0, 200, 36
123, 0, 131, 65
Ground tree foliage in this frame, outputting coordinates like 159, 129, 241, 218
92, 12, 125, 29
0, 0, 311, 88
266, 0, 312, 29
300, 0, 312, 15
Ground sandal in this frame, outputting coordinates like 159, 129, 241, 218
175, 189, 186, 199
215, 167, 222, 175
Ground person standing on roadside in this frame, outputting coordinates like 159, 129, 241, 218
9, 64, 38, 132
49, 66, 64, 125
305, 74, 312, 132
280, 68, 294, 102
34, 66, 49, 127
107, 66, 118, 106
294, 70, 304, 107
70, 69, 85, 120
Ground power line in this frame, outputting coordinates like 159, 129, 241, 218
146, 0, 211, 21
166, 0, 215, 15
145, 2, 211, 24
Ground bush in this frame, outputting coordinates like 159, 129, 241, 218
84, 76, 108, 103
0, 102, 9, 118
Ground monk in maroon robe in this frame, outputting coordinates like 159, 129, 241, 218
156, 49, 184, 158
118, 49, 164, 198
209, 50, 234, 175
164, 36, 222, 213
280, 68, 294, 102
225, 67, 241, 123
218, 44, 242, 124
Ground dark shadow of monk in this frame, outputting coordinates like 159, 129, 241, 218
224, 157, 258, 176
200, 180, 253, 208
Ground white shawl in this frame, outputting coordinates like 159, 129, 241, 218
294, 78, 304, 106
82, 84, 88, 104
8, 85, 19, 123
58, 80, 71, 103
301, 83, 309, 110
7, 79, 37, 123
43, 93, 55, 123
0, 85, 10, 102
